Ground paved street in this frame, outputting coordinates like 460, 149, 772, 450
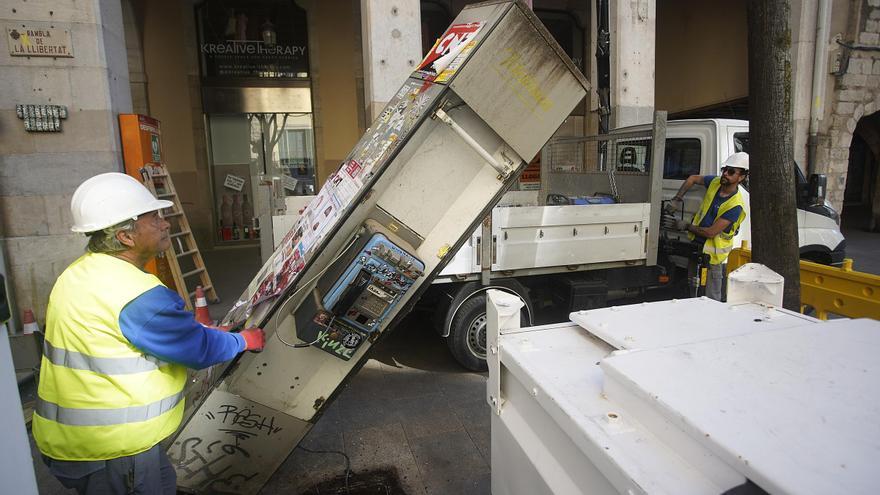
29, 223, 878, 494
842, 226, 880, 275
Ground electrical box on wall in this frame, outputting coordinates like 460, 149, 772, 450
169, 2, 590, 493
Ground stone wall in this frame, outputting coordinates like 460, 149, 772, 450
822, 1, 880, 209
0, 0, 131, 325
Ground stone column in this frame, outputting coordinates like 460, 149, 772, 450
360, 0, 421, 122
0, 0, 132, 324
610, 0, 655, 128
822, 1, 880, 211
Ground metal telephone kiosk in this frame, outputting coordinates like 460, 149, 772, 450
169, 2, 589, 493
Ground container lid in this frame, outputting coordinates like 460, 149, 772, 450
570, 298, 816, 351
601, 317, 880, 495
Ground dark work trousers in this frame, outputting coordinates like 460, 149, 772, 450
42, 443, 176, 495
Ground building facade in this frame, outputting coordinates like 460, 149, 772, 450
1, 0, 878, 327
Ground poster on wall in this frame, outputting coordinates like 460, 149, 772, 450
518, 158, 541, 191
223, 174, 246, 191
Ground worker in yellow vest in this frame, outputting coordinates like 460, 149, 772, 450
664, 152, 749, 301
33, 173, 265, 494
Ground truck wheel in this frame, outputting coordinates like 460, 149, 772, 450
447, 292, 530, 371
448, 295, 490, 371
800, 251, 832, 265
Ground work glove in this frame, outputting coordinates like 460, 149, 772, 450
661, 216, 689, 232
664, 197, 683, 215
239, 327, 266, 352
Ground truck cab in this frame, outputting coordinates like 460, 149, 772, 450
658, 119, 845, 265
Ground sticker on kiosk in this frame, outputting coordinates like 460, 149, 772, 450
416, 22, 483, 83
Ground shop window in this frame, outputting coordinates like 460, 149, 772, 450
196, 0, 309, 80
208, 112, 316, 243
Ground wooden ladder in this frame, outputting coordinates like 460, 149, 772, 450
140, 165, 219, 311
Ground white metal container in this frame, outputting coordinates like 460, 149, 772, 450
726, 262, 785, 306
487, 292, 880, 494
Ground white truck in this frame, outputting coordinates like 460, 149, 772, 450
652, 118, 845, 269
427, 117, 846, 371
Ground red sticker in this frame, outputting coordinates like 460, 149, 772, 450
344, 160, 362, 178
417, 22, 483, 75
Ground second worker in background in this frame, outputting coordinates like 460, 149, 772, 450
664, 152, 750, 301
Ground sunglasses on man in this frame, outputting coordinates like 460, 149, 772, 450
722, 167, 747, 176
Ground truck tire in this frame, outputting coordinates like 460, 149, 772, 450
448, 294, 491, 371
447, 292, 529, 371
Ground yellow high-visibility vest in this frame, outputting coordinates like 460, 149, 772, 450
688, 177, 747, 265
33, 252, 186, 461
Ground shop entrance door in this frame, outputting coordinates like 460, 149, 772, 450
208, 112, 316, 259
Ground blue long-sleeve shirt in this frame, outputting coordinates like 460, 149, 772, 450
119, 286, 244, 369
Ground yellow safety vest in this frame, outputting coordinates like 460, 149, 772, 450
33, 252, 187, 461
688, 177, 747, 265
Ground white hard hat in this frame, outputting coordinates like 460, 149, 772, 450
70, 173, 173, 233
721, 152, 749, 171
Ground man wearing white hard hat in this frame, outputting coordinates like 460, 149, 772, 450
32, 173, 265, 494
663, 152, 750, 301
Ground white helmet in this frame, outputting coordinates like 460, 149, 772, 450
721, 152, 749, 171
70, 173, 173, 233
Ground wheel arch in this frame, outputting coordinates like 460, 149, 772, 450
440, 279, 534, 338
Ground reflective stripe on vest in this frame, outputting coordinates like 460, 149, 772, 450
36, 391, 183, 427
43, 340, 170, 375
702, 244, 734, 255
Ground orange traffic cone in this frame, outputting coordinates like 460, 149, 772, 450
193, 286, 213, 326
22, 309, 39, 334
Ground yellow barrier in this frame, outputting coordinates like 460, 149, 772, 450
727, 241, 880, 320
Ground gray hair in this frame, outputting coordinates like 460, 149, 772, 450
86, 219, 137, 254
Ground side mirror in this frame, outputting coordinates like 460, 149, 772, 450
808, 173, 827, 205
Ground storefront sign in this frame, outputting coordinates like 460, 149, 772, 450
224, 174, 246, 191
197, 2, 309, 79
201, 41, 306, 57
7, 25, 73, 58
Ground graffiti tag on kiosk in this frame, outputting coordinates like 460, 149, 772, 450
171, 436, 258, 493
496, 48, 554, 112
316, 329, 355, 359
203, 404, 284, 436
